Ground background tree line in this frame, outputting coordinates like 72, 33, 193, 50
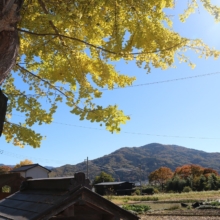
0, 159, 33, 174
149, 164, 220, 193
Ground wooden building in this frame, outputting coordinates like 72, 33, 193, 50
11, 163, 51, 178
95, 181, 135, 196
0, 172, 139, 220
0, 173, 24, 200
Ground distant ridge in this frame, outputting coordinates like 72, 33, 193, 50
0, 164, 14, 168
50, 143, 220, 181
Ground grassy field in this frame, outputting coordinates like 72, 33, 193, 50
109, 190, 220, 205
106, 190, 220, 219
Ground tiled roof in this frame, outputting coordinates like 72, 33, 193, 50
0, 173, 139, 220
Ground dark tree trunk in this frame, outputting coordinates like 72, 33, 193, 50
0, 0, 23, 85
0, 0, 23, 136
0, 89, 8, 136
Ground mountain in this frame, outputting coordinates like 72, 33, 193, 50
50, 143, 220, 182
0, 164, 15, 168
45, 166, 54, 170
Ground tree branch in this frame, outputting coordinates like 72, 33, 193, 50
16, 65, 120, 116
17, 28, 117, 55
16, 64, 82, 111
17, 64, 66, 96
17, 28, 187, 56
37, 0, 66, 46
4, 120, 23, 128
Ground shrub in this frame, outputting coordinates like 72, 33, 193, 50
122, 204, 150, 213
182, 186, 192, 193
167, 204, 180, 210
132, 196, 158, 201
153, 188, 159, 194
210, 201, 220, 206
123, 198, 128, 204
134, 189, 140, 195
142, 187, 154, 194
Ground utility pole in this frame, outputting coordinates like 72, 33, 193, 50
84, 157, 89, 179
87, 157, 89, 179
139, 164, 142, 195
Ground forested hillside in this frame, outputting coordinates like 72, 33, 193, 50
50, 143, 220, 182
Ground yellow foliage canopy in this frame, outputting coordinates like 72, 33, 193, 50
1, 0, 220, 147
13, 159, 33, 169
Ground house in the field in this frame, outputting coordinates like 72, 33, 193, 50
95, 181, 135, 196
11, 163, 51, 178
0, 173, 24, 200
0, 172, 139, 220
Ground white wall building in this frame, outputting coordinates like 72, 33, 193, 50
11, 164, 51, 179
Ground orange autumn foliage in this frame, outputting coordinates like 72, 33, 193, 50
174, 164, 218, 179
0, 165, 12, 174
148, 167, 173, 189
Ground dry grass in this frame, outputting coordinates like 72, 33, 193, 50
110, 190, 220, 205
155, 190, 220, 201
110, 191, 220, 219
140, 216, 220, 219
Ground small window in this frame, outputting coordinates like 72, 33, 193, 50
2, 185, 11, 193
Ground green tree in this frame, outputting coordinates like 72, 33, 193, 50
175, 164, 219, 191
93, 171, 114, 185
205, 173, 220, 190
198, 175, 207, 191
0, 1, 220, 147
166, 175, 187, 192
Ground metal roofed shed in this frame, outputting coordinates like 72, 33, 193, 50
0, 172, 139, 220
95, 181, 126, 186
95, 181, 135, 196
11, 164, 51, 179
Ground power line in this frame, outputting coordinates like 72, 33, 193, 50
10, 114, 220, 140
4, 71, 220, 97
100, 71, 220, 91
0, 148, 72, 165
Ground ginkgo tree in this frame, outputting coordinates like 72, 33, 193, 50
0, 0, 220, 148
13, 159, 33, 169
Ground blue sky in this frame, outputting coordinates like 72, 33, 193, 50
1, 1, 220, 167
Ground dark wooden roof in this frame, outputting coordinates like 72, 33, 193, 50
0, 173, 139, 220
11, 164, 51, 173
